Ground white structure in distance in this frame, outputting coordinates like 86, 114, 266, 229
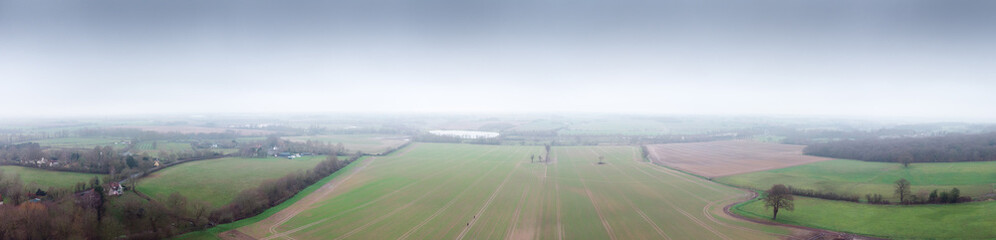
429, 130, 500, 139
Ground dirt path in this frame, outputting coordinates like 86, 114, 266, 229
567, 152, 617, 240
720, 190, 887, 240
456, 161, 521, 240
504, 185, 530, 240
218, 229, 259, 240
261, 148, 490, 240
589, 148, 672, 240
397, 159, 506, 240
622, 155, 733, 240
268, 157, 377, 238
553, 169, 564, 240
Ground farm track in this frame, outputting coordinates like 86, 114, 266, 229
645, 143, 881, 240
719, 190, 887, 240
622, 151, 732, 239
396, 157, 506, 240
503, 185, 529, 240
260, 147, 496, 240
455, 161, 521, 240
589, 148, 673, 240
230, 144, 820, 240
266, 157, 376, 239
569, 153, 617, 240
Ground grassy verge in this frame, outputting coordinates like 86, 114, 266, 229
172, 156, 367, 240
732, 195, 996, 239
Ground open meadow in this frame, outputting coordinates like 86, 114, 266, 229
647, 141, 833, 178
21, 137, 128, 150
221, 143, 797, 240
734, 196, 996, 239
137, 156, 326, 207
0, 165, 105, 190
135, 141, 194, 155
716, 159, 996, 202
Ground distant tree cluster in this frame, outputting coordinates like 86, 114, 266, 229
234, 136, 346, 158
785, 185, 860, 202
0, 170, 210, 239
804, 132, 996, 163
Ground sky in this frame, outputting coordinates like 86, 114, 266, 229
1, 0, 995, 120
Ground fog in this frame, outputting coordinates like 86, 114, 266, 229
2, 0, 994, 121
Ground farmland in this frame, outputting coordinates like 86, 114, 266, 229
20, 137, 127, 150
646, 141, 833, 178
225, 143, 795, 240
136, 141, 193, 152
734, 196, 996, 239
137, 156, 327, 207
0, 165, 105, 190
716, 159, 996, 202
114, 125, 275, 135
283, 134, 409, 154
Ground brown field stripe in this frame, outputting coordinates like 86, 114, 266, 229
266, 157, 376, 237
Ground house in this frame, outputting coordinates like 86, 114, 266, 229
154, 160, 161, 167
108, 182, 123, 196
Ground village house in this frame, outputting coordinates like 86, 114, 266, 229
108, 182, 123, 196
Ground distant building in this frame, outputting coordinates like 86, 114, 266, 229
154, 160, 161, 167
108, 182, 123, 196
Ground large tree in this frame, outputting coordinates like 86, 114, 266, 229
895, 178, 912, 204
764, 184, 794, 220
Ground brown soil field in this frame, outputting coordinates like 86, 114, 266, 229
646, 140, 832, 178
114, 126, 275, 135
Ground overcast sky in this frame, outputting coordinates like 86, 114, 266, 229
1, 0, 994, 120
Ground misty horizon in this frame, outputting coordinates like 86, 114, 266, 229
2, 0, 995, 121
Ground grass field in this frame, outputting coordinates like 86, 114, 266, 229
136, 141, 193, 152
21, 137, 127, 150
283, 134, 409, 154
137, 156, 326, 207
734, 196, 996, 239
224, 143, 794, 240
716, 159, 996, 202
0, 165, 105, 190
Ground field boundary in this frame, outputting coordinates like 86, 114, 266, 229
723, 189, 888, 239
172, 156, 370, 240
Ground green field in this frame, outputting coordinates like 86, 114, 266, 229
228, 143, 790, 240
283, 134, 408, 154
21, 137, 127, 150
716, 159, 996, 202
136, 141, 193, 152
137, 156, 326, 207
734, 196, 996, 239
0, 165, 106, 190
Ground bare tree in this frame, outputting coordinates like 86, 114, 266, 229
764, 184, 794, 220
895, 178, 911, 204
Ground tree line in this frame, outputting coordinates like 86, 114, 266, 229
0, 153, 359, 239
804, 132, 996, 163
209, 154, 358, 223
